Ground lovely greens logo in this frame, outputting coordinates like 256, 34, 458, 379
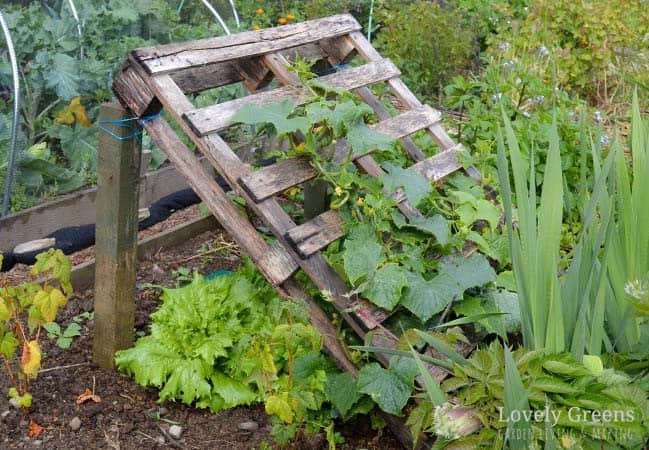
498, 406, 635, 427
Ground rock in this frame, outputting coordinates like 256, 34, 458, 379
167, 425, 183, 440
32, 440, 42, 447
155, 436, 165, 445
158, 407, 169, 416
69, 416, 82, 432
238, 421, 259, 432
8, 398, 20, 408
1, 410, 10, 419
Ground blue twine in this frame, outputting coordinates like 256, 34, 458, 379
97, 113, 161, 142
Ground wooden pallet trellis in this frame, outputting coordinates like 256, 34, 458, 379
110, 14, 480, 448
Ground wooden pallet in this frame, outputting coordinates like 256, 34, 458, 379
113, 14, 479, 447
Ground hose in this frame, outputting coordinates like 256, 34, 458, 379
65, 0, 84, 59
0, 8, 20, 217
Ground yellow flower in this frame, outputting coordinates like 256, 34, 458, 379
295, 142, 305, 152
335, 186, 343, 197
256, 8, 264, 15
286, 13, 296, 21
253, 24, 261, 30
356, 197, 364, 206
278, 17, 287, 25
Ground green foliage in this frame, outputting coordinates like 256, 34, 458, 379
433, 342, 649, 449
0, 249, 73, 409
43, 322, 81, 349
496, 111, 617, 356
600, 92, 649, 353
373, 0, 477, 100
0, 0, 232, 210
496, 0, 649, 104
233, 75, 497, 323
115, 261, 368, 447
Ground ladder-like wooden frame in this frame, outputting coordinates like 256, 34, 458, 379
113, 14, 478, 447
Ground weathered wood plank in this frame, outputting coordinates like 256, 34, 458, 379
317, 37, 426, 162
67, 215, 219, 289
183, 59, 401, 136
345, 32, 457, 148
285, 210, 344, 258
93, 103, 141, 369
239, 157, 316, 203
143, 70, 388, 334
410, 145, 464, 181
0, 157, 216, 254
172, 61, 242, 93
143, 114, 298, 285
169, 43, 329, 94
112, 64, 161, 117
132, 14, 361, 75
236, 106, 440, 203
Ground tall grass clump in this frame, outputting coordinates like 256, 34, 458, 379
497, 91, 649, 357
496, 110, 614, 356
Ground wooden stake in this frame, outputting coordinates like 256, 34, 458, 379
93, 103, 141, 368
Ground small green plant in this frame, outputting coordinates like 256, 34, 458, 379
116, 261, 356, 446
42, 322, 81, 349
0, 249, 73, 409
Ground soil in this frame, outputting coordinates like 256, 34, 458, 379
0, 207, 402, 450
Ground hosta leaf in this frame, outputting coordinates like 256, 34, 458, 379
21, 340, 41, 379
357, 363, 411, 416
362, 263, 407, 310
232, 100, 309, 134
324, 372, 360, 418
343, 224, 384, 285
382, 162, 432, 207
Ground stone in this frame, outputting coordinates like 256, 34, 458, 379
69, 416, 82, 432
238, 421, 259, 432
168, 425, 183, 440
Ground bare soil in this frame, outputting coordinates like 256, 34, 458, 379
0, 207, 401, 450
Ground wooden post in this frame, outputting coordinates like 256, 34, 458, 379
93, 103, 141, 368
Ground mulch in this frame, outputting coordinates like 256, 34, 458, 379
0, 206, 402, 450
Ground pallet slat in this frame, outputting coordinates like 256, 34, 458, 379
239, 157, 316, 203
143, 115, 298, 285
133, 14, 361, 75
183, 58, 401, 136
285, 210, 344, 258
410, 145, 464, 182
238, 106, 440, 202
